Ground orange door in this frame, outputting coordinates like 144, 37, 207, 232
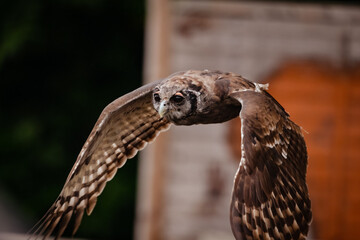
228, 61, 360, 240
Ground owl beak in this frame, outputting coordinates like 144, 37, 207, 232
158, 100, 169, 118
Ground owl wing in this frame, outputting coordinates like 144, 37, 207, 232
30, 80, 170, 239
229, 90, 312, 240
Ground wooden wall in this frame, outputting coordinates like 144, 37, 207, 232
136, 1, 360, 240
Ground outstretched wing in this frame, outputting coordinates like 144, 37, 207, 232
30, 80, 170, 239
229, 90, 312, 240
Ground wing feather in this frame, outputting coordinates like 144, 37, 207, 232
30, 80, 170, 239
229, 90, 311, 240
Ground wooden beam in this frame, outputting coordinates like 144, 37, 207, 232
135, 0, 170, 240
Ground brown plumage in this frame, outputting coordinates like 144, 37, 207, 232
30, 70, 311, 240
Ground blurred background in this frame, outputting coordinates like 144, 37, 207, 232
0, 0, 359, 240
0, 1, 144, 239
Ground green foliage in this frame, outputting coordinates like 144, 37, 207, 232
0, 0, 144, 239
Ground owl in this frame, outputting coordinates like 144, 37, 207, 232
30, 70, 312, 240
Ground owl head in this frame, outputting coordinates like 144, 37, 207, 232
152, 78, 202, 125
152, 71, 241, 125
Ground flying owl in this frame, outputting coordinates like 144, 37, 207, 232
30, 70, 312, 240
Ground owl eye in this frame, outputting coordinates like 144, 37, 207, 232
153, 93, 161, 102
171, 92, 185, 104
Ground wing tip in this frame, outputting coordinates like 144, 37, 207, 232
86, 195, 97, 216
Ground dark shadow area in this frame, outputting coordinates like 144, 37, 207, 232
0, 1, 144, 239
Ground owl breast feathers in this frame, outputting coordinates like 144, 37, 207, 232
30, 70, 311, 240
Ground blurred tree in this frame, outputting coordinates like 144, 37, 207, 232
0, 0, 144, 239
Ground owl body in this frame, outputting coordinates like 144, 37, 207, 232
31, 70, 311, 240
